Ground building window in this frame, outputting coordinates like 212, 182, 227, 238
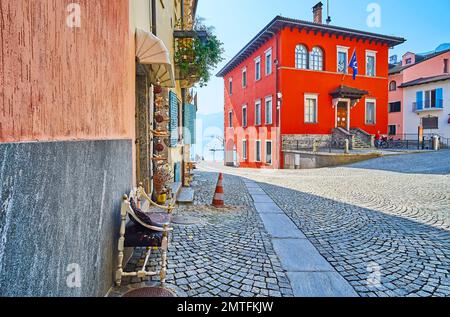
255, 100, 261, 126
242, 139, 248, 160
388, 102, 401, 113
365, 99, 376, 125
389, 81, 397, 91
295, 45, 308, 69
337, 46, 349, 74
242, 105, 247, 127
229, 78, 233, 95
424, 89, 442, 108
366, 51, 377, 77
405, 58, 412, 65
242, 68, 247, 87
310, 47, 324, 71
255, 140, 261, 162
444, 59, 449, 74
255, 57, 261, 81
388, 125, 397, 136
228, 111, 233, 128
265, 96, 273, 125
266, 141, 272, 165
304, 94, 318, 123
265, 49, 273, 75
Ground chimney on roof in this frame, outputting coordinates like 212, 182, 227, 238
313, 2, 323, 24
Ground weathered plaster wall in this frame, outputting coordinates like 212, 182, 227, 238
0, 0, 135, 143
0, 140, 132, 297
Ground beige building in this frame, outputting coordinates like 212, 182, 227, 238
130, 0, 199, 193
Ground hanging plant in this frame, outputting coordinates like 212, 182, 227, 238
175, 18, 224, 87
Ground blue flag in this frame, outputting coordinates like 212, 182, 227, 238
349, 50, 358, 80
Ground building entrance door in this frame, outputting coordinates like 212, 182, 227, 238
337, 102, 348, 130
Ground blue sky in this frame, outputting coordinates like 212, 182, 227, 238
195, 0, 450, 115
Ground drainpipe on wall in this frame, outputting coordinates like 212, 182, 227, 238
151, 0, 157, 36
268, 30, 282, 169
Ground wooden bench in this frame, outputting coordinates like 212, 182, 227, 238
115, 185, 176, 287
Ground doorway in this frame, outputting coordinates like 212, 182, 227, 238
336, 101, 349, 130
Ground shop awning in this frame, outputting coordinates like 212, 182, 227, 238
135, 29, 175, 88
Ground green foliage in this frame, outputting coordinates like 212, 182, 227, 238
175, 18, 224, 87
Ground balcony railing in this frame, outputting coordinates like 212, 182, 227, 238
412, 99, 444, 112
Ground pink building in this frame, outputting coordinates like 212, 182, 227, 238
388, 44, 450, 139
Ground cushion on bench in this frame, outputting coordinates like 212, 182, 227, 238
129, 198, 171, 228
124, 222, 166, 248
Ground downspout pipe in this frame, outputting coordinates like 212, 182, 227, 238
267, 30, 281, 169
151, 0, 157, 35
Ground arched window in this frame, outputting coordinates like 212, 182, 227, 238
389, 81, 397, 91
295, 45, 308, 69
310, 47, 324, 71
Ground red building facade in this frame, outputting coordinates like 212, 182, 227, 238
218, 8, 405, 169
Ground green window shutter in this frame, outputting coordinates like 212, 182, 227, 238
169, 91, 179, 147
183, 104, 196, 145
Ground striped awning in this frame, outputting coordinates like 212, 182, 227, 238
135, 29, 175, 88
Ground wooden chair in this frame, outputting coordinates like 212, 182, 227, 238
115, 186, 176, 287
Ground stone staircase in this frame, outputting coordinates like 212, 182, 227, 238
350, 128, 374, 149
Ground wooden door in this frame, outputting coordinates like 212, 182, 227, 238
337, 104, 348, 130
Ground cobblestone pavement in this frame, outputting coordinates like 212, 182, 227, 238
201, 151, 450, 297
111, 171, 294, 297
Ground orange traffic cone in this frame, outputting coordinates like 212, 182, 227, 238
212, 173, 224, 208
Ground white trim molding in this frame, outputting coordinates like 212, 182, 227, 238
304, 93, 319, 124
365, 98, 377, 125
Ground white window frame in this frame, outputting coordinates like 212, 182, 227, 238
228, 110, 233, 128
265, 48, 273, 76
265, 140, 273, 165
242, 139, 248, 160
295, 44, 308, 69
242, 105, 248, 128
255, 140, 261, 162
310, 46, 324, 71
366, 50, 377, 77
255, 99, 262, 126
255, 56, 261, 81
242, 67, 247, 88
265, 96, 273, 125
337, 46, 349, 74
304, 93, 319, 124
365, 98, 377, 125
228, 77, 233, 95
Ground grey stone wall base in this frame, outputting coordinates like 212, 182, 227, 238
0, 140, 132, 297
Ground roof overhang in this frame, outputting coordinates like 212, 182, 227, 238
330, 85, 369, 100
135, 29, 175, 88
217, 16, 406, 77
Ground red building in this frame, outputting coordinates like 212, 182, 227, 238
218, 3, 405, 169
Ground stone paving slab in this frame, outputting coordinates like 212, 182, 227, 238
247, 187, 266, 195
259, 214, 306, 239
287, 272, 358, 297
254, 202, 284, 214
248, 182, 357, 297
245, 183, 261, 189
272, 238, 334, 272
177, 187, 195, 204
252, 194, 274, 203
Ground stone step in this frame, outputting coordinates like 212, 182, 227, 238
177, 187, 195, 204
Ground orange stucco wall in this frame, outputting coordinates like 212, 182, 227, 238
279, 27, 390, 136
0, 0, 135, 143
388, 72, 404, 138
224, 25, 392, 169
224, 36, 280, 169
